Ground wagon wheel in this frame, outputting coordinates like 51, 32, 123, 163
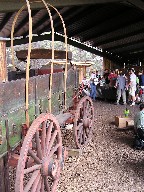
74, 96, 94, 148
15, 113, 62, 192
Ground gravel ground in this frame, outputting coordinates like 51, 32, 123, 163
10, 100, 144, 192
58, 100, 144, 192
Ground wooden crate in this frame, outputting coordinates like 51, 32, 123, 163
115, 116, 133, 129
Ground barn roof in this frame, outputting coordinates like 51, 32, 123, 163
1, 0, 144, 66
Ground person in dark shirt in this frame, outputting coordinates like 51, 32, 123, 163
103, 69, 110, 85
138, 71, 144, 86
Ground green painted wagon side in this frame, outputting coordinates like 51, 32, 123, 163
0, 68, 78, 157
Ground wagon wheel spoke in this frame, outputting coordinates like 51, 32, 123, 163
49, 143, 60, 158
24, 164, 41, 174
40, 178, 44, 192
86, 101, 90, 117
36, 178, 42, 192
83, 127, 86, 144
31, 173, 41, 192
46, 121, 53, 150
28, 148, 41, 164
51, 179, 59, 192
83, 101, 87, 116
24, 170, 40, 192
80, 108, 83, 119
77, 124, 83, 141
85, 126, 90, 138
47, 130, 58, 156
44, 176, 50, 192
35, 130, 42, 159
80, 127, 83, 144
41, 121, 47, 155
87, 107, 93, 118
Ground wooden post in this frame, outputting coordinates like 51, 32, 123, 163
0, 41, 7, 82
0, 40, 10, 192
79, 68, 83, 84
0, 154, 10, 192
83, 66, 86, 77
0, 158, 5, 191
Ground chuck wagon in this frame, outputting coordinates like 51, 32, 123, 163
0, 1, 94, 191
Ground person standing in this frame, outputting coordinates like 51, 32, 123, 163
128, 68, 137, 106
138, 70, 144, 87
134, 103, 144, 149
90, 70, 96, 80
108, 70, 117, 87
115, 71, 126, 105
90, 78, 96, 100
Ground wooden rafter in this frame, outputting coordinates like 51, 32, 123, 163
0, 12, 13, 31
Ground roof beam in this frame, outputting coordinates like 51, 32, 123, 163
0, 0, 123, 12
82, 9, 144, 42
22, 7, 68, 37
93, 20, 144, 47
12, 10, 40, 37
0, 12, 13, 31
128, 0, 144, 11
38, 6, 88, 35
67, 5, 117, 37
102, 33, 144, 50
104, 38, 144, 52
111, 41, 144, 54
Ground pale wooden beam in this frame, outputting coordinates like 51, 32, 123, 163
0, 41, 7, 82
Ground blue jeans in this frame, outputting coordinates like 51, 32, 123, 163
90, 83, 96, 100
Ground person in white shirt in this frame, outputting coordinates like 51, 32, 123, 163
90, 71, 96, 80
128, 68, 137, 106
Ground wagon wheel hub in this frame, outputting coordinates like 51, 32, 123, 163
42, 157, 59, 178
83, 117, 90, 128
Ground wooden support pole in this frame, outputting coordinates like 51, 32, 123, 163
0, 41, 9, 192
83, 66, 86, 77
0, 158, 5, 192
0, 122, 10, 192
79, 68, 83, 84
0, 41, 7, 82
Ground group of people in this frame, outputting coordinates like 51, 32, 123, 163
114, 68, 137, 106
81, 70, 100, 100
81, 68, 144, 150
81, 68, 144, 106
104, 68, 144, 106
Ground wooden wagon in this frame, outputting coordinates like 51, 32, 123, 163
0, 1, 94, 191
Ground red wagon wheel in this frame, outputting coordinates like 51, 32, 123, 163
74, 96, 94, 148
15, 113, 62, 192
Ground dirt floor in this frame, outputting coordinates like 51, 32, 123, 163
57, 100, 144, 192
10, 100, 144, 192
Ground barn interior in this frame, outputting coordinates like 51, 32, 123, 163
0, 1, 144, 192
